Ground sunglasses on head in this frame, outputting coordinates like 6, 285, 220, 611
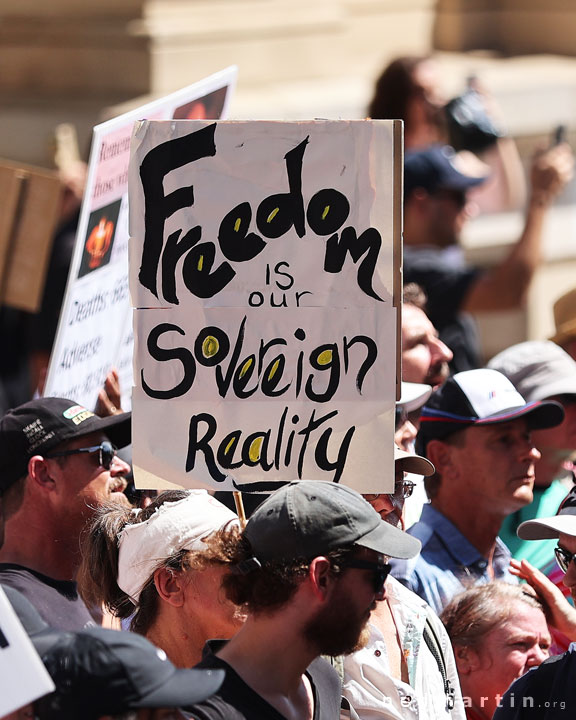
44, 440, 118, 471
555, 545, 576, 574
345, 558, 391, 595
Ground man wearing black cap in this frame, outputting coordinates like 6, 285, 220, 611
3, 585, 225, 720
403, 142, 573, 371
389, 368, 564, 614
188, 480, 421, 720
0, 397, 131, 630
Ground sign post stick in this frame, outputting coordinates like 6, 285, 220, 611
233, 491, 247, 529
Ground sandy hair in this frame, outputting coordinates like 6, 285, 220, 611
77, 490, 239, 634
441, 581, 546, 651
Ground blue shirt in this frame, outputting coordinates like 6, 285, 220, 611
389, 504, 516, 614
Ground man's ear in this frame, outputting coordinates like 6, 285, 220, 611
408, 188, 432, 215
426, 439, 453, 476
455, 645, 480, 674
154, 567, 186, 607
28, 455, 57, 492
308, 556, 334, 602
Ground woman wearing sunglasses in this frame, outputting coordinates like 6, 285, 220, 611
77, 489, 245, 667
506, 485, 576, 643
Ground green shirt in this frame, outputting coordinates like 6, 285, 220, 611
499, 478, 572, 568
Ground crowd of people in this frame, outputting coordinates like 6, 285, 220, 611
3, 53, 576, 720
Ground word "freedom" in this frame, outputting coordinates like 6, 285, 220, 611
137, 123, 384, 303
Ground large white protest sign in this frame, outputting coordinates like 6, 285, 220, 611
44, 67, 237, 410
0, 587, 55, 717
130, 120, 401, 493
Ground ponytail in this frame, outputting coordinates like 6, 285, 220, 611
78, 502, 135, 619
78, 489, 219, 634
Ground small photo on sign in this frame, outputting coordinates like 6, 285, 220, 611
172, 87, 228, 121
78, 199, 122, 278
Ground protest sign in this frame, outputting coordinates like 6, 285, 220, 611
130, 120, 401, 493
0, 161, 62, 313
44, 67, 237, 410
0, 587, 55, 717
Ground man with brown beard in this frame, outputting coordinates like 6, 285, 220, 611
187, 480, 421, 720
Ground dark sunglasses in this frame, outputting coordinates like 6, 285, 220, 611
555, 545, 576, 574
44, 440, 118, 471
345, 558, 391, 595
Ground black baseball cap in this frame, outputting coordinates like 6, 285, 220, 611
0, 397, 131, 492
3, 586, 224, 716
34, 627, 224, 719
417, 368, 564, 455
404, 144, 487, 198
518, 486, 576, 540
242, 480, 421, 564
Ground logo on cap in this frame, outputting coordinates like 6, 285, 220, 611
63, 405, 94, 425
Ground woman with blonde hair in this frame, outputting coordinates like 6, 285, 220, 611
78, 489, 244, 667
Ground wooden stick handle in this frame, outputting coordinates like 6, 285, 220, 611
233, 491, 247, 529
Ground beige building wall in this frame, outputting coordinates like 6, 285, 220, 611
3, 0, 576, 354
434, 0, 576, 56
0, 0, 436, 166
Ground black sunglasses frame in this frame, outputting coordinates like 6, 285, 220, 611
555, 545, 576, 574
345, 559, 391, 595
44, 440, 118, 471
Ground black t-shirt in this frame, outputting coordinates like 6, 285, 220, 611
0, 563, 94, 631
403, 246, 481, 372
493, 644, 576, 719
188, 645, 342, 720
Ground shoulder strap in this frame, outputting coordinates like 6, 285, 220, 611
423, 616, 456, 712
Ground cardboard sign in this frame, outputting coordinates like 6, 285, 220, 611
0, 161, 62, 313
130, 120, 401, 493
0, 587, 55, 717
44, 67, 237, 410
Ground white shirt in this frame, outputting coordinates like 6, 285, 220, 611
342, 577, 465, 720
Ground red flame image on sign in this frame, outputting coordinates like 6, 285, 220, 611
85, 217, 113, 268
